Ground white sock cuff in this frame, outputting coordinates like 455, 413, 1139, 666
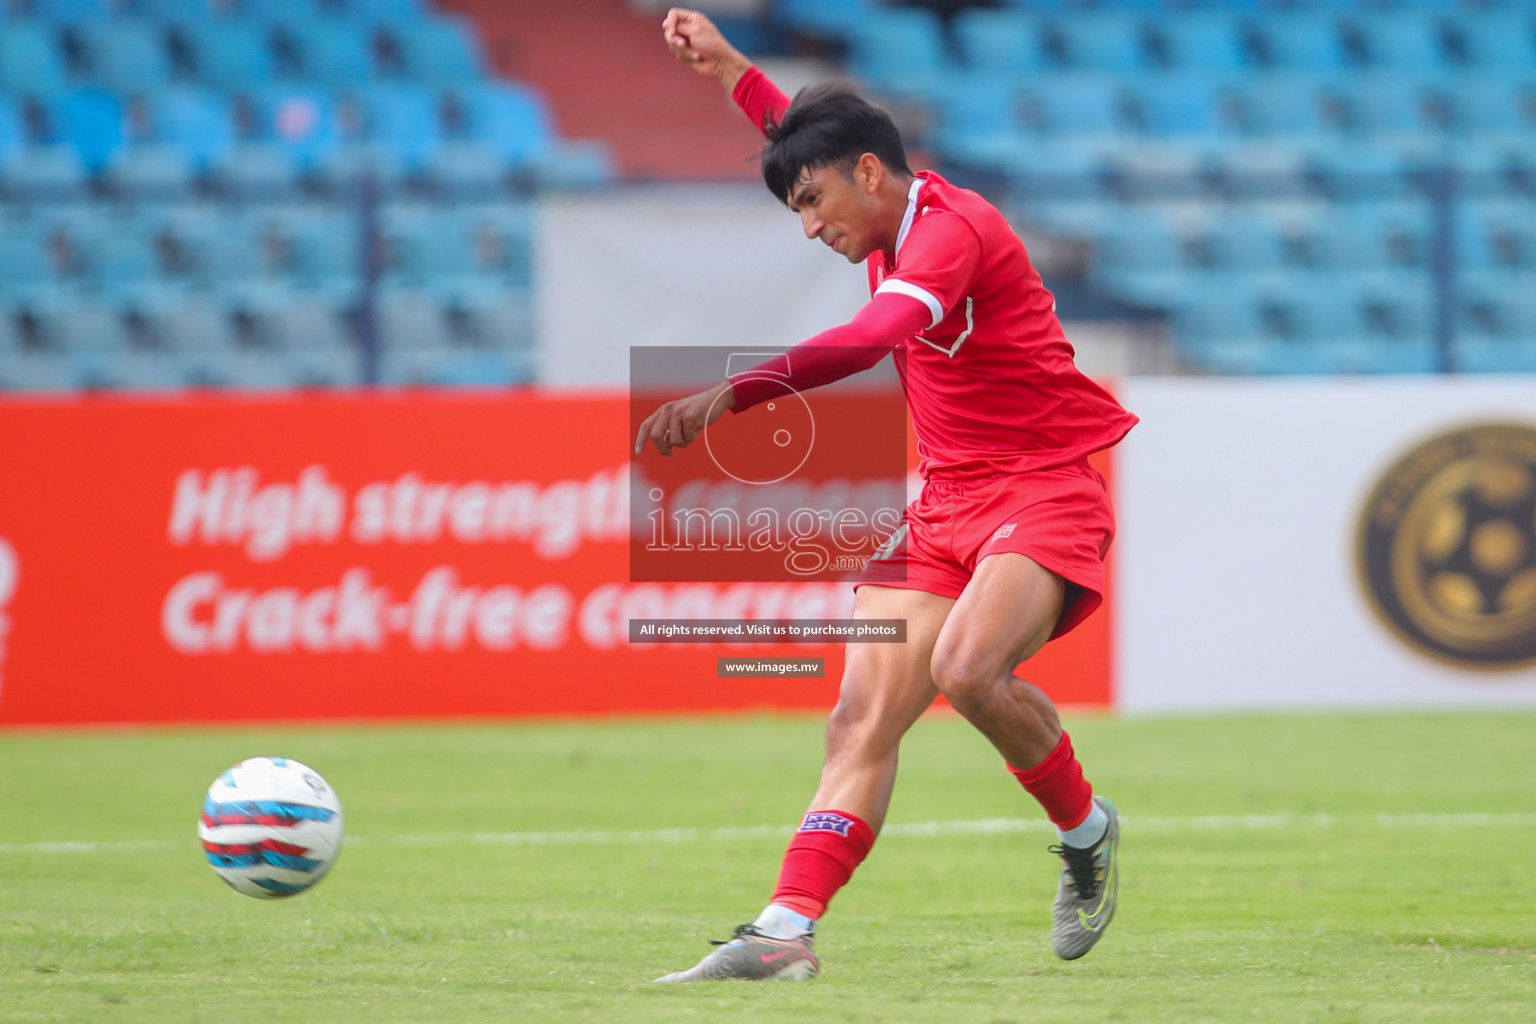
753, 903, 817, 939
1057, 801, 1110, 849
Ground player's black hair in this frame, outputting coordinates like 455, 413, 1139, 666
761, 81, 911, 205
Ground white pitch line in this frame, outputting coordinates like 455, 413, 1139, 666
3, 811, 1536, 858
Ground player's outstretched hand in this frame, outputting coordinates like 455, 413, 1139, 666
634, 380, 737, 457
662, 8, 751, 88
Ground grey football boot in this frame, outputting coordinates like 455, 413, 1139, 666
654, 924, 819, 982
1048, 796, 1121, 960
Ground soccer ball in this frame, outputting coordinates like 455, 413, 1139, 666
199, 757, 344, 899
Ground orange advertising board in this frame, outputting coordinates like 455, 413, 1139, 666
0, 392, 1110, 727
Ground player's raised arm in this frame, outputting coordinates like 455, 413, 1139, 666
662, 7, 790, 136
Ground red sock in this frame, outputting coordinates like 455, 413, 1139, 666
1007, 731, 1095, 831
769, 810, 875, 920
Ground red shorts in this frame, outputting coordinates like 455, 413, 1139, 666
856, 458, 1115, 639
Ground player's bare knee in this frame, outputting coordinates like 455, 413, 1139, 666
928, 644, 1008, 721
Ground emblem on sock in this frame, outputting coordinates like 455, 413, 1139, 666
797, 811, 855, 836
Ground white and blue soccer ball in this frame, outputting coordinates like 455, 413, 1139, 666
199, 757, 344, 899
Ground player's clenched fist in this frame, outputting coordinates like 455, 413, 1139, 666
662, 8, 751, 89
634, 380, 737, 456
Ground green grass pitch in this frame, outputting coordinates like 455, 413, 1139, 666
2, 710, 1534, 1023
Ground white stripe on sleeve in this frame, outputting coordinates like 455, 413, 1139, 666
874, 279, 944, 329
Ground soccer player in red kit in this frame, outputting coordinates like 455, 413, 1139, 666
639, 9, 1138, 982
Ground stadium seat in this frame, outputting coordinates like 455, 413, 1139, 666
73, 20, 173, 92
346, 84, 442, 173
0, 145, 89, 198
0, 97, 25, 166
1333, 77, 1443, 138
1347, 15, 1451, 73
138, 87, 235, 171
1250, 15, 1352, 72
1444, 78, 1536, 137
1022, 76, 1128, 137
41, 89, 125, 172
274, 19, 378, 86
1128, 76, 1234, 138
205, 141, 302, 196
173, 21, 279, 90
1193, 213, 1286, 272
133, 0, 218, 21
238, 0, 321, 22
391, 16, 485, 86
32, 0, 109, 24
262, 205, 360, 291
1147, 14, 1252, 73
1104, 142, 1217, 201
377, 286, 451, 351
847, 9, 953, 99
245, 88, 338, 169
0, 21, 70, 97
1233, 76, 1331, 137
440, 278, 533, 349
379, 346, 533, 387
1003, 139, 1117, 201
1208, 141, 1320, 199
420, 140, 507, 194
953, 10, 1046, 79
928, 74, 1023, 168
334, 0, 426, 23
1447, 13, 1536, 72
444, 83, 553, 167
1043, 13, 1150, 73
0, 350, 79, 392
0, 234, 60, 302
124, 291, 239, 353
103, 144, 197, 198
772, 0, 877, 42
1307, 143, 1412, 200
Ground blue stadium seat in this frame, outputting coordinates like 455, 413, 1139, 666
533, 139, 614, 188
1445, 78, 1535, 137
1234, 77, 1331, 136
420, 141, 506, 194
0, 145, 90, 197
1022, 76, 1128, 137
1348, 15, 1451, 73
32, 0, 109, 24
0, 97, 24, 165
262, 205, 360, 291
929, 75, 1022, 168
1044, 13, 1150, 73
1251, 15, 1351, 72
205, 142, 302, 196
1104, 142, 1217, 201
772, 0, 877, 41
1005, 140, 1117, 202
42, 89, 125, 172
140, 87, 235, 171
1148, 14, 1252, 73
847, 9, 953, 99
335, 0, 426, 22
1334, 77, 1443, 137
393, 15, 484, 86
1308, 143, 1413, 199
439, 280, 534, 352
74, 20, 172, 91
1128, 76, 1233, 138
444, 83, 553, 167
0, 21, 69, 96
379, 346, 533, 387
1195, 214, 1286, 272
1448, 13, 1536, 71
238, 0, 321, 21
953, 10, 1046, 79
104, 144, 197, 197
276, 19, 377, 86
0, 234, 60, 301
174, 21, 279, 90
246, 88, 338, 168
0, 350, 80, 392
132, 0, 218, 21
347, 83, 442, 173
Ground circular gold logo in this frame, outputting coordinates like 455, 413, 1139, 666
1358, 423, 1536, 670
